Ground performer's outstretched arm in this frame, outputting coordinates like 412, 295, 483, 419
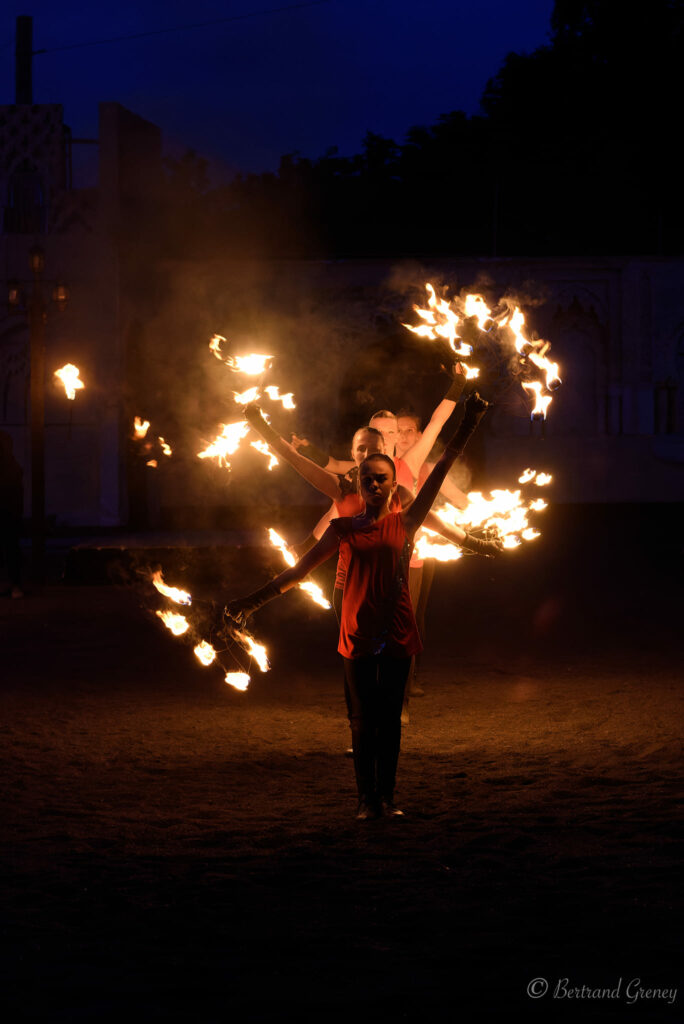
290, 435, 355, 475
401, 365, 467, 480
403, 393, 489, 536
245, 404, 342, 502
225, 527, 340, 624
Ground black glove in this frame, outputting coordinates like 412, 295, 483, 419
461, 533, 503, 557
224, 580, 281, 627
444, 362, 467, 403
292, 437, 329, 467
244, 403, 280, 445
445, 392, 489, 456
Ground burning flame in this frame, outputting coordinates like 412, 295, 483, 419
134, 417, 150, 439
225, 671, 250, 691
209, 334, 226, 360
194, 640, 216, 666
227, 353, 272, 376
233, 386, 261, 405
251, 441, 279, 470
267, 529, 330, 609
156, 610, 189, 636
146, 459, 158, 468
264, 386, 296, 410
518, 468, 536, 484
522, 381, 553, 420
197, 421, 250, 468
404, 285, 562, 420
268, 528, 296, 567
151, 570, 191, 606
159, 437, 172, 457
415, 530, 464, 562
298, 581, 332, 609
535, 473, 552, 486
54, 364, 84, 400
235, 631, 270, 672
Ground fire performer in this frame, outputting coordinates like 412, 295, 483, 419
225, 393, 490, 821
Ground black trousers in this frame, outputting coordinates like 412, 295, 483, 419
342, 654, 411, 801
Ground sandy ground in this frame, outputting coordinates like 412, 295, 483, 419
1, 511, 682, 1022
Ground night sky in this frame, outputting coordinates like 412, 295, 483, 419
2, 0, 554, 176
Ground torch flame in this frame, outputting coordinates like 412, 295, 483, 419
233, 386, 261, 405
54, 364, 84, 400
518, 468, 536, 484
264, 386, 296, 410
235, 631, 270, 672
251, 440, 279, 470
298, 581, 332, 609
197, 421, 250, 468
159, 437, 172, 457
535, 473, 552, 486
225, 671, 250, 691
268, 529, 296, 567
134, 417, 150, 439
209, 334, 226, 360
522, 381, 553, 420
194, 640, 216, 666
146, 459, 158, 468
156, 610, 189, 636
227, 353, 272, 376
464, 294, 492, 330
151, 570, 191, 606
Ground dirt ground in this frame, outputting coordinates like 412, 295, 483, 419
1, 507, 682, 1022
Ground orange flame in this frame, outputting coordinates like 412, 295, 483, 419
134, 417, 150, 439
159, 437, 172, 457
151, 570, 191, 606
54, 363, 84, 400
251, 440, 279, 470
156, 610, 189, 636
225, 671, 250, 691
267, 529, 331, 609
194, 640, 216, 666
197, 421, 250, 468
264, 386, 296, 410
227, 353, 272, 376
235, 630, 270, 672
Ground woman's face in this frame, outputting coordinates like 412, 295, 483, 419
358, 456, 396, 509
395, 416, 421, 458
368, 415, 398, 456
351, 428, 384, 465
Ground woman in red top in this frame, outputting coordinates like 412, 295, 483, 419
225, 394, 490, 820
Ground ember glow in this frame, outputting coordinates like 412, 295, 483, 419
54, 363, 84, 400
134, 417, 150, 439
194, 640, 217, 666
225, 671, 250, 691
267, 529, 331, 609
151, 570, 191, 606
146, 460, 158, 468
404, 284, 562, 420
197, 421, 250, 468
156, 610, 189, 636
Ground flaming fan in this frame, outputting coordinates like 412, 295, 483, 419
404, 284, 561, 419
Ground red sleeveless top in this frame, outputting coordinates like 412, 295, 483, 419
331, 512, 422, 660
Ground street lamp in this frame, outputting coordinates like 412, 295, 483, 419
7, 247, 70, 582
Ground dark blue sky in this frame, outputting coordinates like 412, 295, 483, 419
2, 1, 554, 176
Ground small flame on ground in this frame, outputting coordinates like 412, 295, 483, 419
225, 671, 250, 691
54, 364, 84, 400
134, 417, 150, 439
159, 437, 172, 456
197, 421, 250, 468
146, 459, 158, 468
151, 570, 191, 606
194, 640, 217, 666
156, 610, 189, 636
